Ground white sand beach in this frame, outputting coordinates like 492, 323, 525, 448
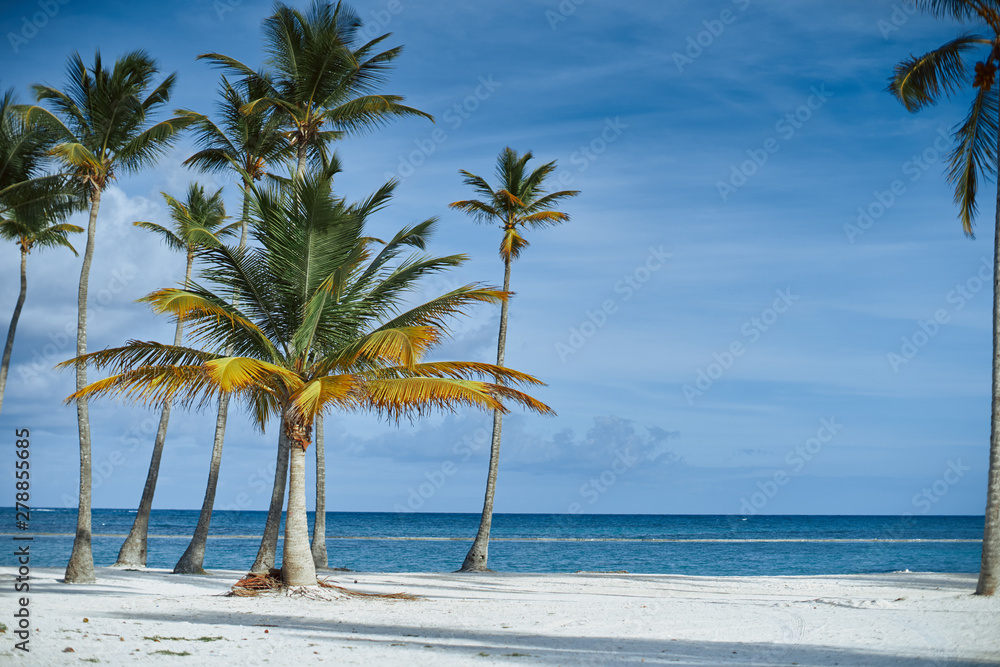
2, 567, 999, 665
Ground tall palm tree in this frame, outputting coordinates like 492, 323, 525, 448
64, 167, 552, 587
173, 75, 292, 575
199, 0, 432, 181
888, 0, 1000, 596
0, 88, 81, 416
0, 211, 82, 416
114, 185, 236, 568
449, 147, 578, 571
202, 0, 433, 573
22, 50, 189, 583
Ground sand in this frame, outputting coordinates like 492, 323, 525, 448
1, 567, 998, 665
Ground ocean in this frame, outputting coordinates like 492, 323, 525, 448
4, 510, 983, 575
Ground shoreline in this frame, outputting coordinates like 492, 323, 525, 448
2, 567, 998, 665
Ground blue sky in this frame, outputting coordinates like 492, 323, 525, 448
0, 0, 992, 516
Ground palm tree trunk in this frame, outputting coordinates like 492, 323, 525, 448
173, 392, 228, 574
65, 188, 101, 585
282, 429, 317, 587
295, 144, 308, 184
250, 431, 291, 573
460, 256, 513, 572
115, 251, 193, 568
176, 183, 252, 575
311, 414, 328, 569
0, 248, 28, 417
976, 114, 1000, 596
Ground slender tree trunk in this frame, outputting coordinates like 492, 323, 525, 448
976, 116, 1000, 596
173, 392, 228, 574
311, 414, 328, 569
176, 181, 252, 574
255, 146, 310, 576
250, 431, 291, 573
295, 144, 308, 184
282, 426, 317, 587
65, 189, 101, 584
0, 248, 28, 417
115, 251, 193, 568
460, 255, 513, 572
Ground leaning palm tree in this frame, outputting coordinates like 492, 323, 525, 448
64, 167, 552, 588
173, 76, 292, 574
0, 210, 82, 416
449, 147, 578, 571
0, 88, 82, 416
22, 50, 189, 583
113, 185, 236, 568
202, 1, 432, 572
888, 0, 1000, 596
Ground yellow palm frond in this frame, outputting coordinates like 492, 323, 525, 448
390, 361, 546, 387
495, 189, 525, 209
357, 377, 553, 421
204, 356, 300, 393
287, 375, 357, 422
49, 142, 104, 175
66, 365, 217, 408
141, 288, 277, 354
500, 227, 529, 261
335, 326, 441, 371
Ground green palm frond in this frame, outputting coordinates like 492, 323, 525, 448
888, 33, 988, 111
948, 77, 999, 235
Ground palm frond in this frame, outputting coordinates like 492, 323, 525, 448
888, 33, 988, 111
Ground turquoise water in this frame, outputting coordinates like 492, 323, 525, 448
4, 510, 983, 575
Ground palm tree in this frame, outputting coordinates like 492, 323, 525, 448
449, 147, 578, 571
0, 211, 82, 416
0, 87, 77, 228
199, 0, 432, 181
173, 76, 293, 575
113, 185, 236, 568
888, 0, 1000, 596
22, 50, 189, 583
201, 1, 433, 572
0, 88, 81, 416
64, 167, 552, 588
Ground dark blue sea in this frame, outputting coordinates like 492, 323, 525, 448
2, 510, 984, 575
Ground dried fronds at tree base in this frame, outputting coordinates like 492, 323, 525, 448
228, 569, 417, 600
318, 578, 419, 600
228, 569, 283, 597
